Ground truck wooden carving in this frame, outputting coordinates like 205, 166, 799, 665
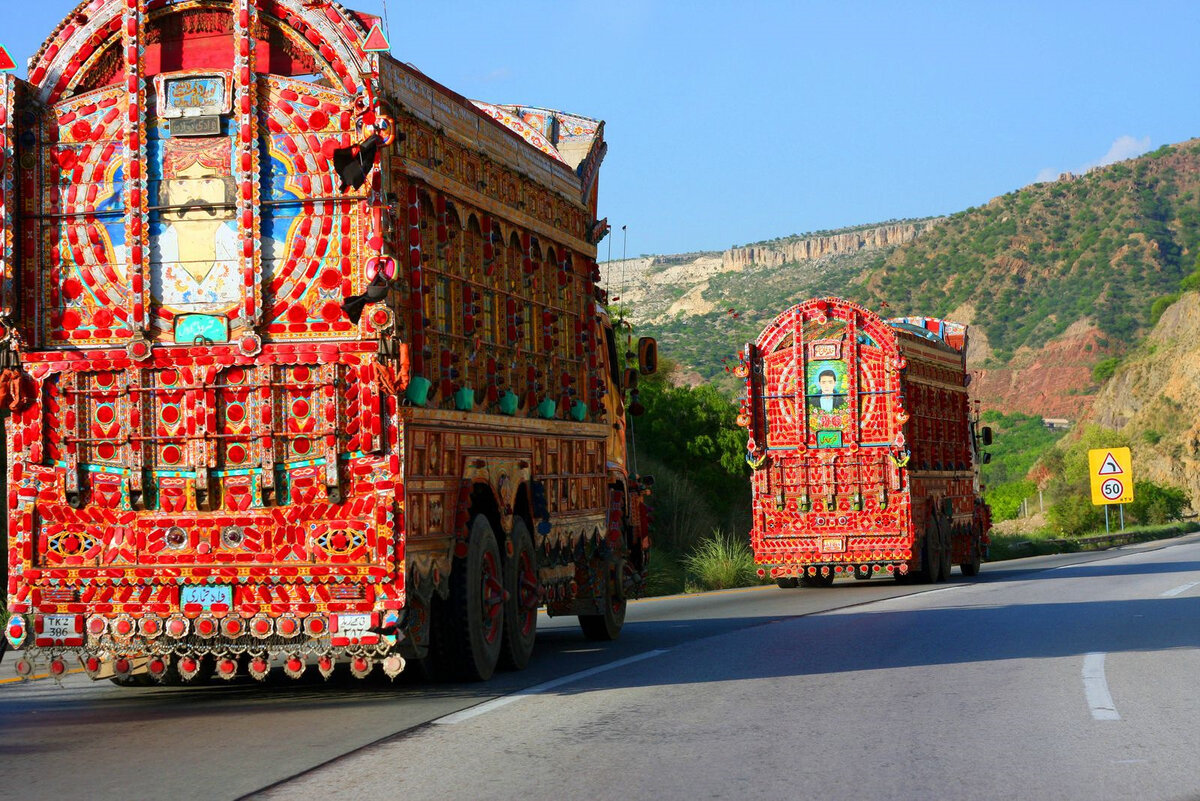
739, 297, 991, 587
1, 0, 653, 684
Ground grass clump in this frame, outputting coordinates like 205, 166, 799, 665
682, 530, 765, 592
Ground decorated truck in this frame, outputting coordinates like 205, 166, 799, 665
738, 297, 990, 587
1, 0, 654, 684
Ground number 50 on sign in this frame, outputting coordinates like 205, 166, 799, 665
1088, 447, 1134, 505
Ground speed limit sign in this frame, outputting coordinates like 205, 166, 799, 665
1100, 478, 1123, 501
1089, 448, 1133, 505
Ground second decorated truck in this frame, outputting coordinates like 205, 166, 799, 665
739, 297, 991, 586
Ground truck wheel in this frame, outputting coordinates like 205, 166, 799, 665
919, 518, 941, 583
445, 515, 505, 681
960, 534, 983, 577
775, 577, 800, 589
498, 519, 539, 671
579, 558, 626, 641
939, 524, 953, 581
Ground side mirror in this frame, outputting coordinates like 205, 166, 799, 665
623, 368, 639, 392
638, 337, 658, 375
982, 452, 992, 464
981, 426, 993, 446
638, 474, 655, 488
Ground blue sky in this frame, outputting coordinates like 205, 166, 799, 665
7, 1, 1200, 255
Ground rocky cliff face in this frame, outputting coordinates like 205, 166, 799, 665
721, 221, 936, 272
1086, 292, 1200, 503
968, 317, 1119, 419
601, 219, 938, 326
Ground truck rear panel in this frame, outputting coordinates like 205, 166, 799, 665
742, 297, 988, 583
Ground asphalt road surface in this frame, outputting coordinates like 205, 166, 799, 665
4, 534, 1200, 801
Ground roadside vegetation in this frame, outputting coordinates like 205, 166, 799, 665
988, 520, 1200, 561
979, 410, 1065, 521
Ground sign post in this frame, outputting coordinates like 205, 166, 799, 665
1088, 447, 1134, 531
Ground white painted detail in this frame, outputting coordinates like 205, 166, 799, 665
434, 649, 670, 724
333, 613, 371, 637
41, 616, 75, 641
1159, 580, 1200, 598
1082, 652, 1120, 721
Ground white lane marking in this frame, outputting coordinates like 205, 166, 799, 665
1082, 652, 1120, 721
1160, 580, 1200, 597
434, 649, 669, 725
870, 585, 966, 606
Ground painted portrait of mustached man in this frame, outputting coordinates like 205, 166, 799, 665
149, 136, 241, 315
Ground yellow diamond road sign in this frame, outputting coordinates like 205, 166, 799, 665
1088, 447, 1134, 505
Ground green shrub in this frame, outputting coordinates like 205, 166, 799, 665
1046, 494, 1104, 536
682, 530, 763, 592
985, 480, 1037, 522
1092, 357, 1122, 384
1149, 293, 1181, 325
1127, 480, 1190, 525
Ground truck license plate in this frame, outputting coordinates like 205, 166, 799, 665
181, 585, 233, 609
821, 537, 846, 553
42, 615, 77, 641
333, 614, 371, 637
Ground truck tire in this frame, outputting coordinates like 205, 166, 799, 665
445, 516, 505, 681
919, 518, 941, 583
579, 558, 626, 641
939, 523, 953, 581
498, 519, 538, 671
775, 577, 800, 589
960, 531, 983, 577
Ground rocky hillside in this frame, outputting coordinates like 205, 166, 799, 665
602, 219, 939, 390
610, 138, 1200, 419
864, 138, 1200, 418
1087, 291, 1200, 504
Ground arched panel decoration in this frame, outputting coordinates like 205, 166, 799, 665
31, 0, 377, 106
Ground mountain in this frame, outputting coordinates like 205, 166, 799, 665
1087, 290, 1200, 504
602, 219, 938, 391
607, 138, 1200, 419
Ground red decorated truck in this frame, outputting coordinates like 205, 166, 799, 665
1, 0, 654, 684
739, 297, 991, 586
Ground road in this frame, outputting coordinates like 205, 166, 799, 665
3, 534, 1200, 801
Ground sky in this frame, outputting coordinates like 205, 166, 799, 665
6, 1, 1200, 256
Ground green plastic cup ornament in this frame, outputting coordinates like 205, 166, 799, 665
570, 401, 587, 422
498, 390, 519, 415
537, 398, 557, 419
454, 387, 475, 411
406, 375, 432, 407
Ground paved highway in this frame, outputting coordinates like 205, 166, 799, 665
3, 534, 1200, 800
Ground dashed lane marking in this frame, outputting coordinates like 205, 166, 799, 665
1160, 580, 1200, 598
1083, 652, 1120, 721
